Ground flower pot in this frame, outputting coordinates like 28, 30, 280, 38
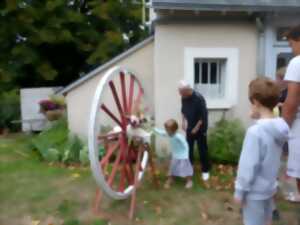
45, 109, 64, 121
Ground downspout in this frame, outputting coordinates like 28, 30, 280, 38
256, 16, 266, 76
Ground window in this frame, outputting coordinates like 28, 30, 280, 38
184, 47, 239, 109
194, 59, 226, 99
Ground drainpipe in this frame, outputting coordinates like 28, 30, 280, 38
256, 16, 266, 76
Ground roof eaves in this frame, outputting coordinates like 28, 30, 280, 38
57, 35, 154, 95
152, 2, 300, 12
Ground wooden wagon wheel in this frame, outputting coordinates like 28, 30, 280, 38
88, 66, 152, 201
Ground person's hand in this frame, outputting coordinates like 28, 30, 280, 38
233, 197, 243, 207
191, 127, 199, 135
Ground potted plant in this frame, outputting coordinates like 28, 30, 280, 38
39, 95, 66, 121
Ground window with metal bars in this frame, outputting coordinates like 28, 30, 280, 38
194, 59, 226, 99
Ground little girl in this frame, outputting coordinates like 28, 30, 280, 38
154, 119, 193, 189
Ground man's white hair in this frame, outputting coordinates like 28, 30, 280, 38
178, 80, 192, 90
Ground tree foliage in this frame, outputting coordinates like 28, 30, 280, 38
0, 0, 147, 91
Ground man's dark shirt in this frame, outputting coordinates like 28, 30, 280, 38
181, 91, 208, 134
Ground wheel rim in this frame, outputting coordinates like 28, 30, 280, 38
88, 66, 150, 200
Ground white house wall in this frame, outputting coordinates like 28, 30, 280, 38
154, 21, 258, 150
20, 88, 59, 131
66, 41, 154, 140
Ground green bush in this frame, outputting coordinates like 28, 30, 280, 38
0, 89, 20, 131
62, 135, 83, 164
208, 119, 245, 164
31, 119, 69, 160
31, 118, 88, 165
79, 145, 89, 166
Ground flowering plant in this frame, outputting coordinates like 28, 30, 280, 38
39, 95, 66, 112
39, 99, 60, 111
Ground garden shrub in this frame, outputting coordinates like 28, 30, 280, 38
208, 119, 245, 164
0, 89, 20, 131
79, 145, 89, 166
62, 135, 83, 164
31, 118, 89, 165
31, 119, 69, 160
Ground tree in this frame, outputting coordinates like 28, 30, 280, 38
0, 0, 147, 90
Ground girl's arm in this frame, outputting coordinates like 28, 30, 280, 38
153, 128, 168, 137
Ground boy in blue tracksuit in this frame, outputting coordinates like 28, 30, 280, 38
234, 78, 289, 225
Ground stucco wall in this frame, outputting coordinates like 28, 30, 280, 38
66, 41, 154, 140
154, 21, 257, 152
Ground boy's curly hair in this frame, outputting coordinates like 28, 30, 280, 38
249, 78, 281, 110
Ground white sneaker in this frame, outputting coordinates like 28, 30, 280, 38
285, 192, 300, 202
202, 172, 210, 181
185, 180, 193, 189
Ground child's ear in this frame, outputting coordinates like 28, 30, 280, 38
252, 99, 262, 107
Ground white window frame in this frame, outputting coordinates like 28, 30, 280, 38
194, 58, 226, 99
184, 47, 239, 109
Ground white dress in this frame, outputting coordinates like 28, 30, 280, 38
284, 55, 300, 178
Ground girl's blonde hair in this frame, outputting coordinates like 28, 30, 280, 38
164, 119, 178, 133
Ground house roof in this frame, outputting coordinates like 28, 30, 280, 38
57, 35, 154, 95
151, 0, 300, 12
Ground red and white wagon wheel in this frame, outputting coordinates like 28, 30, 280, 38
88, 66, 151, 200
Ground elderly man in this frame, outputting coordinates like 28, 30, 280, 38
179, 80, 210, 181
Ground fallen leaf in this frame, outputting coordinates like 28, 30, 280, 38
71, 173, 80, 179
225, 202, 234, 211
203, 182, 211, 189
155, 206, 162, 215
31, 220, 40, 225
201, 212, 208, 220
216, 185, 222, 191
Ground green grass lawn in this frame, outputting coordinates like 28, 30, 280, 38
0, 134, 299, 225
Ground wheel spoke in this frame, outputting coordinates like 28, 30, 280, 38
118, 166, 127, 192
100, 142, 120, 167
132, 87, 144, 114
98, 132, 122, 141
121, 144, 135, 189
107, 145, 123, 186
125, 146, 135, 185
128, 75, 135, 114
101, 104, 122, 127
125, 163, 134, 185
133, 145, 144, 184
109, 80, 126, 127
118, 135, 130, 191
120, 72, 128, 114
